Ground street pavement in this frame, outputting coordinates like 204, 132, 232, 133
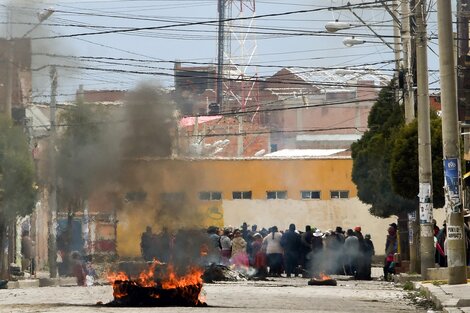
417, 281, 470, 313
3, 267, 470, 312
0, 269, 433, 313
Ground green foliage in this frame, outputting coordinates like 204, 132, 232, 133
390, 113, 444, 208
403, 281, 415, 291
351, 82, 416, 218
56, 100, 114, 211
0, 115, 36, 221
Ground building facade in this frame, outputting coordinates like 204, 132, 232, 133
114, 157, 411, 257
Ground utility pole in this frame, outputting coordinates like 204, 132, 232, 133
457, 0, 470, 218
47, 65, 58, 278
401, 0, 415, 124
5, 41, 13, 119
415, 0, 434, 279
216, 0, 225, 110
437, 0, 468, 285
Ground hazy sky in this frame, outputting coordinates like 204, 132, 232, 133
0, 0, 445, 102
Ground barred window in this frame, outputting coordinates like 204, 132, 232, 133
266, 191, 287, 199
232, 191, 252, 199
199, 191, 222, 201
301, 190, 321, 200
330, 190, 349, 199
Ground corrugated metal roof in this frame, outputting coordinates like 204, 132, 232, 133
285, 68, 390, 91
296, 134, 362, 141
264, 149, 347, 157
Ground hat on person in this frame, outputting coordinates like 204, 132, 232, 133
313, 229, 323, 237
253, 233, 262, 238
335, 226, 345, 234
389, 222, 398, 229
354, 226, 362, 232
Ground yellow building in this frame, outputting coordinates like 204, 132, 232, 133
116, 157, 402, 257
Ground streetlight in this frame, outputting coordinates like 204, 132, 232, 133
342, 36, 366, 47
324, 21, 357, 33
23, 8, 55, 38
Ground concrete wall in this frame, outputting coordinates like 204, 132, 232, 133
223, 197, 395, 254
114, 158, 448, 258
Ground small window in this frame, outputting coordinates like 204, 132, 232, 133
160, 192, 185, 202
266, 190, 287, 199
232, 191, 252, 199
301, 190, 321, 200
330, 190, 349, 199
199, 191, 222, 201
125, 191, 147, 202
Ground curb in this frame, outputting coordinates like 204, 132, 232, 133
415, 282, 468, 313
6, 277, 77, 289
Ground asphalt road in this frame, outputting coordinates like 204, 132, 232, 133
0, 277, 434, 313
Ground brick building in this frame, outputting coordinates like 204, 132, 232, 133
0, 38, 32, 121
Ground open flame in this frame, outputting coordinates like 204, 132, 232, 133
317, 272, 332, 281
107, 260, 204, 304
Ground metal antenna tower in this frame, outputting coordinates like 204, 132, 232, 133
220, 0, 259, 113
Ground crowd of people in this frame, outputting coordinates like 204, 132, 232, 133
141, 223, 377, 280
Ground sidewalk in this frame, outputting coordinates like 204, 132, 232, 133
4, 271, 77, 289
414, 281, 470, 313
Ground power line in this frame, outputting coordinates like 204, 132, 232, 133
29, 0, 394, 40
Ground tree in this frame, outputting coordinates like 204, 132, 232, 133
54, 83, 176, 266
390, 113, 444, 208
55, 100, 116, 269
0, 115, 36, 278
351, 82, 416, 218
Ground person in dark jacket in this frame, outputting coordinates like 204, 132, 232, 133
309, 229, 324, 277
140, 226, 154, 261
362, 234, 375, 280
300, 225, 313, 271
280, 224, 301, 277
384, 225, 398, 280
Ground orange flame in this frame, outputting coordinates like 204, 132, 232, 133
107, 260, 204, 302
317, 272, 332, 281
160, 265, 203, 289
107, 271, 129, 283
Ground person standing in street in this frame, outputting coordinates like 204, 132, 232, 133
231, 229, 248, 268
344, 229, 359, 277
384, 225, 397, 280
21, 231, 35, 275
362, 234, 375, 280
300, 226, 313, 272
280, 224, 301, 277
263, 226, 283, 276
219, 228, 232, 265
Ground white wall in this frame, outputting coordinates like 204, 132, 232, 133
222, 197, 447, 254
